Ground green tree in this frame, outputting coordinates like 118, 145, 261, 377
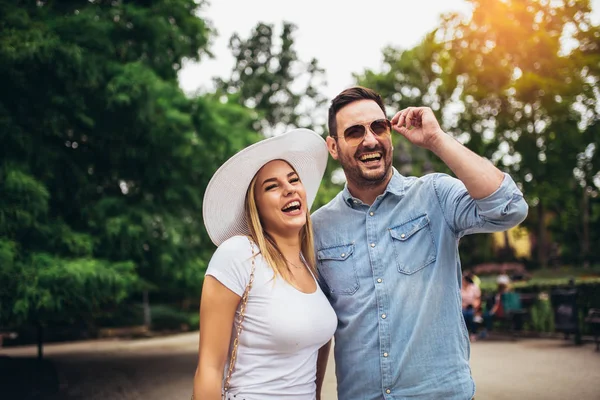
358, 0, 600, 268
215, 21, 328, 135
215, 21, 344, 208
0, 0, 259, 352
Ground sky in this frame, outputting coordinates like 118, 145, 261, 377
179, 0, 472, 98
178, 0, 600, 100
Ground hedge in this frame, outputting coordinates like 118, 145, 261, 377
480, 277, 600, 334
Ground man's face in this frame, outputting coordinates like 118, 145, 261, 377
327, 100, 393, 188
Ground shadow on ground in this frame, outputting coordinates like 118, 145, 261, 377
0, 356, 61, 400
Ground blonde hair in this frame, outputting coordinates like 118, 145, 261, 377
244, 170, 317, 283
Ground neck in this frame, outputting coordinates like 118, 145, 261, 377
269, 230, 303, 261
347, 171, 393, 205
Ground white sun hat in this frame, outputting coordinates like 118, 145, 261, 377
202, 128, 329, 247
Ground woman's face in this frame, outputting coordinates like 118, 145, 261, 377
253, 160, 308, 237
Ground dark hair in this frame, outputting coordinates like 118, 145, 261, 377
327, 86, 386, 137
463, 272, 475, 284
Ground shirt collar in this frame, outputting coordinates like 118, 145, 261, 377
342, 168, 406, 206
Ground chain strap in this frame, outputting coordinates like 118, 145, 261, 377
192, 238, 257, 400
223, 238, 256, 392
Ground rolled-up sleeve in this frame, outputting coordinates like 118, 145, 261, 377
433, 172, 529, 238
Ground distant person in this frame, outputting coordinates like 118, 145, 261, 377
480, 280, 511, 338
193, 129, 337, 400
462, 273, 482, 341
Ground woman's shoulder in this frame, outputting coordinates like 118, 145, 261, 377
212, 235, 256, 263
219, 235, 253, 249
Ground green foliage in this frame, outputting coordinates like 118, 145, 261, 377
529, 299, 555, 333
481, 278, 600, 333
0, 0, 261, 331
357, 0, 600, 268
214, 20, 344, 210
215, 22, 328, 135
149, 304, 195, 331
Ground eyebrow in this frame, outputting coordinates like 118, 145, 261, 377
261, 171, 298, 186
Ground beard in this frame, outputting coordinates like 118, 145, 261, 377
338, 146, 393, 188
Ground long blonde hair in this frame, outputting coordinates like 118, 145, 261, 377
244, 169, 317, 283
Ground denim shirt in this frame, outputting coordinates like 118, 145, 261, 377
312, 169, 528, 400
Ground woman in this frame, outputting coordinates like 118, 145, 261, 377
193, 128, 337, 400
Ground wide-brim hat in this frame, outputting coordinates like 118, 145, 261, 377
202, 128, 329, 246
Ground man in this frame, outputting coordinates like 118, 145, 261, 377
313, 87, 528, 399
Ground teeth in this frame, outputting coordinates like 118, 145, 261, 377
283, 201, 300, 211
360, 153, 381, 161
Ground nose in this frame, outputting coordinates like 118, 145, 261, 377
361, 128, 379, 148
282, 181, 296, 196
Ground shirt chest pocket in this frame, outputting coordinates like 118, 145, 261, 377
317, 244, 359, 295
388, 214, 437, 275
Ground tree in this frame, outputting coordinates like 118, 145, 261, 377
0, 0, 259, 351
214, 21, 345, 209
214, 21, 328, 135
357, 0, 600, 268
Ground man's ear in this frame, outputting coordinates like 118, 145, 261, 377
326, 136, 339, 160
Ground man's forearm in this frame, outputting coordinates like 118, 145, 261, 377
316, 340, 332, 400
430, 133, 505, 199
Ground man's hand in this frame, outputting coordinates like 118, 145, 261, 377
391, 107, 445, 151
392, 106, 505, 199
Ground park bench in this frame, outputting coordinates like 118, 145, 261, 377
498, 292, 528, 338
584, 308, 600, 351
480, 292, 532, 339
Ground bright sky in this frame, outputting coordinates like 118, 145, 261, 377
179, 0, 600, 100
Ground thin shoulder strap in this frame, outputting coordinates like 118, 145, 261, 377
223, 237, 257, 392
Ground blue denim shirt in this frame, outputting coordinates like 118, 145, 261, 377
312, 169, 528, 400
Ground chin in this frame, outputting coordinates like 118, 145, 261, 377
360, 168, 387, 181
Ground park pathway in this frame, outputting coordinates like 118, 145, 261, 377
2, 333, 599, 399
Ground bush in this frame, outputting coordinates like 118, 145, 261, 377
94, 304, 145, 328
150, 304, 196, 331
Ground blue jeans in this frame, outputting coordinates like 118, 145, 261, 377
462, 308, 476, 334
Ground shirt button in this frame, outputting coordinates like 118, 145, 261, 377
383, 352, 389, 357
386, 389, 391, 394
377, 278, 382, 283
370, 243, 376, 248
369, 211, 374, 216
341, 253, 345, 257
381, 314, 387, 319
400, 233, 406, 238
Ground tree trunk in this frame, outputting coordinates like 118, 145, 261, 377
582, 188, 590, 269
537, 201, 548, 269
37, 323, 44, 360
143, 289, 151, 329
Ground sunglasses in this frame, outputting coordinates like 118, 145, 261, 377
339, 119, 392, 147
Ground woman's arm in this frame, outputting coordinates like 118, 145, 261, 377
193, 276, 241, 400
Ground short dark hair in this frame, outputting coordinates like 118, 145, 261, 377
327, 86, 386, 137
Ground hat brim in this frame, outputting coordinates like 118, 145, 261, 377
202, 128, 329, 246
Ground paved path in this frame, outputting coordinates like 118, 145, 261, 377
2, 333, 600, 399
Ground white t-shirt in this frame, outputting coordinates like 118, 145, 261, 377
206, 235, 337, 400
